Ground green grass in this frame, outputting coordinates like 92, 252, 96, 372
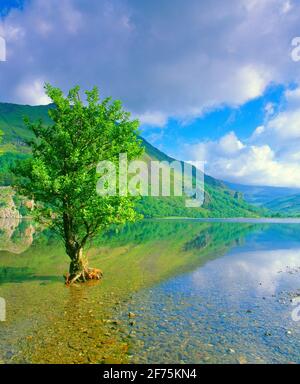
0, 102, 53, 144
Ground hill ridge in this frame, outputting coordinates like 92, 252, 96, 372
0, 102, 262, 218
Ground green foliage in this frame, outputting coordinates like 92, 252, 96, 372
137, 136, 263, 218
0, 152, 29, 185
0, 101, 264, 219
12, 192, 31, 216
12, 84, 144, 249
136, 191, 261, 218
0, 102, 53, 144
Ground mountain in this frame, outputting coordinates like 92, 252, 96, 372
264, 194, 300, 216
0, 102, 262, 218
0, 102, 53, 147
225, 181, 300, 207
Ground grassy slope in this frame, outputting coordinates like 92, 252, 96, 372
0, 102, 262, 218
139, 138, 261, 217
0, 102, 53, 146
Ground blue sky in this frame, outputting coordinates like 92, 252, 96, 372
0, 0, 24, 17
142, 84, 287, 158
1, 0, 300, 187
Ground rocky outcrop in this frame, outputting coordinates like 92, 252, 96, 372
0, 187, 36, 253
0, 217, 35, 254
0, 187, 21, 219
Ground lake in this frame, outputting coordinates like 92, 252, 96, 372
0, 218, 300, 364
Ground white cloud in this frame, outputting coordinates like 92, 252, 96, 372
0, 0, 300, 125
1, 0, 300, 189
267, 110, 300, 140
16, 79, 51, 105
218, 131, 245, 154
192, 247, 300, 297
186, 84, 300, 187
190, 140, 300, 187
251, 125, 265, 140
260, 87, 300, 142
233, 65, 271, 102
281, 0, 293, 14
135, 111, 168, 128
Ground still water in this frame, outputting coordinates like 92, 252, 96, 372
0, 219, 299, 364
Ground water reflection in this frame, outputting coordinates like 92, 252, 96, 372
192, 247, 300, 297
0, 220, 300, 363
0, 218, 35, 254
123, 225, 300, 364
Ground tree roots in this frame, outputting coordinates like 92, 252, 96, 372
64, 268, 103, 286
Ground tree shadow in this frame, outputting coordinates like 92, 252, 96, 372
0, 266, 62, 285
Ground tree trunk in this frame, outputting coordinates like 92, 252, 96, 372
62, 213, 102, 285
65, 243, 102, 285
69, 247, 86, 277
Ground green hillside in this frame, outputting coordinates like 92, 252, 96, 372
0, 102, 53, 147
265, 194, 300, 216
0, 102, 262, 218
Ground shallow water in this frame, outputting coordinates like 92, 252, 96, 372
0, 219, 300, 364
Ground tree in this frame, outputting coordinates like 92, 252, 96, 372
13, 84, 143, 284
0, 129, 3, 151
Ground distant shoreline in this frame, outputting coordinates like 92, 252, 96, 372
1, 216, 300, 225
157, 217, 300, 224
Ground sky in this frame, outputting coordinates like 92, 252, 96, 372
1, 0, 300, 187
